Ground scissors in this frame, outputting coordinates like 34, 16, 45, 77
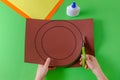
81, 36, 86, 67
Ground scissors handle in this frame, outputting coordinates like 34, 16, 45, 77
82, 46, 86, 67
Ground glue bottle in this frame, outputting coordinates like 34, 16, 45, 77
66, 2, 80, 16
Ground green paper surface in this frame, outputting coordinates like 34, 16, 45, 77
0, 0, 120, 80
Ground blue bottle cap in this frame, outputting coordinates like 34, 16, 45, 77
71, 2, 76, 8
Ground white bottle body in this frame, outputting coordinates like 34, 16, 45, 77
66, 5, 80, 16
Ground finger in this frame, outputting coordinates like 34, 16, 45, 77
79, 61, 82, 66
79, 55, 83, 62
81, 54, 84, 59
85, 64, 87, 69
44, 58, 51, 68
80, 55, 85, 66
79, 57, 82, 62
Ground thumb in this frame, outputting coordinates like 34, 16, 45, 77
44, 58, 51, 68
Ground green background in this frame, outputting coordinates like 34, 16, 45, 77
0, 0, 120, 80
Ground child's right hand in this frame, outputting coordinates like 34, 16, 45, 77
79, 54, 108, 80
80, 54, 100, 71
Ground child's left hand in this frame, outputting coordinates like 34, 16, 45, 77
35, 58, 51, 80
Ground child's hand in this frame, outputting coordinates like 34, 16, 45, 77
35, 58, 51, 80
79, 54, 108, 80
79, 37, 107, 80
80, 54, 100, 70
